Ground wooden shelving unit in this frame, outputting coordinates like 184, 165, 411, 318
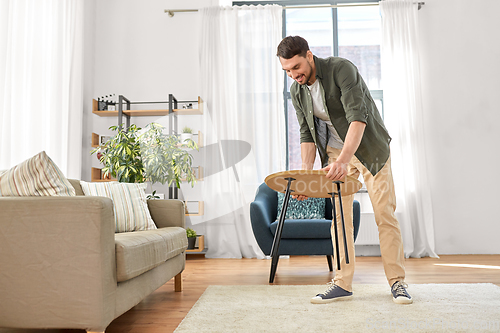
92, 96, 203, 117
177, 130, 204, 148
172, 97, 204, 115
186, 235, 206, 254
194, 131, 204, 147
186, 248, 207, 255
194, 166, 203, 181
91, 133, 100, 148
181, 166, 203, 182
91, 94, 205, 219
91, 167, 116, 182
184, 201, 204, 216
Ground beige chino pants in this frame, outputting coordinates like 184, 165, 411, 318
326, 146, 406, 292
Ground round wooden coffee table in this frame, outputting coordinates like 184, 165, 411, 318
264, 170, 362, 282
265, 170, 362, 197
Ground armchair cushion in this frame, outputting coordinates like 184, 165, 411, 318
276, 192, 325, 220
270, 219, 332, 239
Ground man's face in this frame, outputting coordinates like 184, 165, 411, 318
279, 51, 314, 85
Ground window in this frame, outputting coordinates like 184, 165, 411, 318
234, 1, 383, 170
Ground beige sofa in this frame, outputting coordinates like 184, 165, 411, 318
0, 179, 188, 333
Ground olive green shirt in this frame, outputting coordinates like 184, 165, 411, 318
290, 56, 391, 176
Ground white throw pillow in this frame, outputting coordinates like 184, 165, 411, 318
0, 151, 75, 196
80, 181, 157, 233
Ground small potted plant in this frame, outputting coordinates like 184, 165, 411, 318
186, 228, 197, 249
180, 126, 193, 143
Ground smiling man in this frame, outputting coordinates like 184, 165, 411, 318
277, 36, 411, 305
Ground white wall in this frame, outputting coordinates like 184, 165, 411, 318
83, 0, 500, 254
83, 0, 219, 233
83, 0, 214, 179
418, 0, 500, 254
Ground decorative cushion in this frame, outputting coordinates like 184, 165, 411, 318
276, 192, 325, 220
0, 151, 75, 196
80, 181, 157, 233
115, 227, 188, 282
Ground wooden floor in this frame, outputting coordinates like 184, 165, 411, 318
1, 254, 499, 333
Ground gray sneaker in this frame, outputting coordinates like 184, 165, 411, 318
311, 282, 353, 304
391, 281, 413, 304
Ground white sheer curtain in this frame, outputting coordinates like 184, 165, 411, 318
380, 0, 438, 258
0, 0, 84, 178
199, 5, 285, 258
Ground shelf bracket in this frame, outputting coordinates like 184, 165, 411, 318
118, 95, 131, 130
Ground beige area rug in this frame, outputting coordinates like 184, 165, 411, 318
174, 284, 500, 332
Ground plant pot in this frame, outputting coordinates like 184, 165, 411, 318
180, 133, 193, 143
187, 237, 196, 249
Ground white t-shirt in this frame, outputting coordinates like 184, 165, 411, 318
307, 79, 344, 149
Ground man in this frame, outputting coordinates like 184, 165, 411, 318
277, 36, 412, 304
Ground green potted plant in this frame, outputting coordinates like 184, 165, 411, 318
186, 227, 197, 249
91, 122, 198, 188
93, 124, 144, 183
180, 126, 194, 144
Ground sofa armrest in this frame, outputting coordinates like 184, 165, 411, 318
147, 199, 185, 229
0, 196, 116, 331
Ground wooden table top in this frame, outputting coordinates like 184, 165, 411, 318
264, 170, 362, 198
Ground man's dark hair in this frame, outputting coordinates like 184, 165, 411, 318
276, 36, 310, 59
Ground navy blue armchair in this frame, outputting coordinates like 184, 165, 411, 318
250, 182, 360, 282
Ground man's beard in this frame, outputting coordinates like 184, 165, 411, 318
298, 62, 313, 85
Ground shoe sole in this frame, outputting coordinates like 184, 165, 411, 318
310, 295, 353, 304
393, 297, 413, 304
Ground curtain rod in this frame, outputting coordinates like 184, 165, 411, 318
164, 2, 425, 17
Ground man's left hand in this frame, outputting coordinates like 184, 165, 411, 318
321, 161, 348, 181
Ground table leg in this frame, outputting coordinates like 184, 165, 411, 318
326, 255, 334, 272
269, 177, 295, 283
335, 181, 350, 264
330, 192, 342, 271
269, 253, 280, 284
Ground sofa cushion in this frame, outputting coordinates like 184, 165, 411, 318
115, 227, 188, 282
269, 219, 332, 239
276, 192, 325, 220
80, 181, 156, 233
0, 151, 75, 196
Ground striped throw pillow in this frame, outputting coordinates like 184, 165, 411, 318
0, 151, 75, 196
80, 181, 157, 233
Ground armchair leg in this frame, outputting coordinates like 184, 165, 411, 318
175, 273, 182, 292
327, 255, 333, 272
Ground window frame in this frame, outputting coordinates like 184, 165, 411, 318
233, 0, 383, 169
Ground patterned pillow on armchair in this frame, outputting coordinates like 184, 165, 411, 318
276, 192, 325, 220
